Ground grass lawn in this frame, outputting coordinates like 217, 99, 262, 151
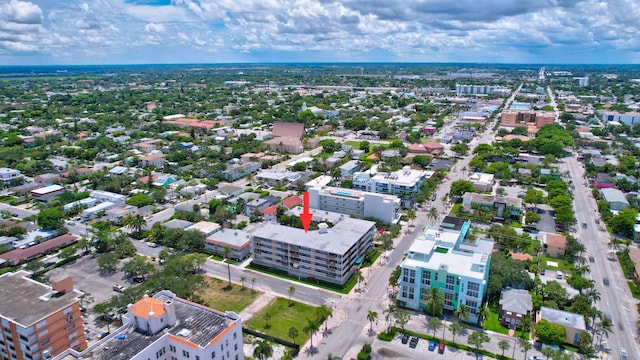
483, 309, 509, 335
539, 255, 574, 273
361, 250, 381, 268
450, 203, 462, 215
508, 221, 523, 228
245, 297, 319, 344
197, 277, 261, 314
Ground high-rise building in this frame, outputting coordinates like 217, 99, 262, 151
397, 217, 493, 324
308, 186, 400, 223
0, 271, 87, 360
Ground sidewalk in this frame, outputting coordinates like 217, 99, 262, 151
238, 292, 277, 320
299, 308, 347, 357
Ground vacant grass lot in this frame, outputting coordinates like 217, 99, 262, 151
198, 277, 261, 314
245, 297, 319, 344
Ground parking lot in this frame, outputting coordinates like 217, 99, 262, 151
47, 256, 132, 343
369, 332, 490, 360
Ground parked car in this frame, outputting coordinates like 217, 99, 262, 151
589, 256, 595, 263
603, 277, 610, 286
401, 333, 410, 344
529, 356, 547, 360
409, 336, 419, 349
428, 340, 437, 351
540, 268, 546, 276
148, 242, 159, 248
438, 342, 445, 354
431, 193, 437, 201
113, 285, 126, 293
619, 347, 628, 360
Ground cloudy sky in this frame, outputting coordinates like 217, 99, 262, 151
1, 0, 639, 65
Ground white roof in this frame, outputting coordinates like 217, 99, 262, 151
186, 221, 221, 235
31, 184, 64, 195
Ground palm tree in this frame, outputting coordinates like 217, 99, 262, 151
477, 302, 490, 326
240, 275, 246, 289
429, 316, 442, 338
585, 287, 601, 304
281, 350, 294, 360
406, 209, 416, 226
596, 317, 614, 347
222, 246, 232, 288
355, 271, 365, 291
449, 322, 464, 344
303, 318, 321, 349
288, 326, 299, 345
288, 285, 296, 304
317, 304, 333, 336
367, 310, 378, 333
498, 339, 510, 357
454, 304, 470, 323
252, 339, 273, 360
251, 277, 257, 293
519, 338, 532, 360
263, 310, 273, 329
428, 207, 439, 224
383, 303, 397, 333
425, 287, 444, 317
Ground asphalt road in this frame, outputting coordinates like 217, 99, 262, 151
560, 152, 639, 359
0, 202, 38, 219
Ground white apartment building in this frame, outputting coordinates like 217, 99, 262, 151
468, 172, 495, 192
352, 166, 430, 200
308, 186, 400, 223
54, 290, 243, 360
251, 217, 376, 285
0, 168, 22, 184
397, 216, 494, 324
90, 190, 127, 205
600, 110, 640, 126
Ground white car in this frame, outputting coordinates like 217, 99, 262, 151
619, 348, 628, 359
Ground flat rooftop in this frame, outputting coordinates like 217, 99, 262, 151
0, 270, 83, 327
90, 291, 237, 360
252, 217, 375, 255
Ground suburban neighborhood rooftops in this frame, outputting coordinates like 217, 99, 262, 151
540, 306, 586, 330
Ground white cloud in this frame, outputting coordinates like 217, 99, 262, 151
144, 23, 165, 33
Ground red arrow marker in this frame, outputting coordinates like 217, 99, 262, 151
300, 192, 312, 233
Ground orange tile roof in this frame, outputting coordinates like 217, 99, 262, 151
130, 297, 166, 319
545, 233, 567, 248
282, 195, 302, 209
209, 321, 236, 345
261, 205, 277, 216
168, 334, 198, 349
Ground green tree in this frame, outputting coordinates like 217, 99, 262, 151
97, 252, 119, 273
263, 310, 273, 329
467, 331, 490, 359
498, 339, 510, 357
252, 339, 273, 360
449, 180, 475, 197
317, 304, 333, 335
222, 245, 232, 288
126, 193, 154, 207
37, 208, 65, 230
123, 214, 146, 238
524, 188, 544, 209
288, 326, 299, 345
303, 318, 321, 349
251, 277, 257, 293
534, 319, 566, 345
425, 287, 445, 317
58, 245, 77, 260
454, 303, 470, 323
121, 255, 154, 279
288, 285, 296, 304
367, 310, 378, 333
428, 316, 442, 337
393, 309, 410, 332
519, 338, 532, 359
610, 208, 638, 237
449, 321, 464, 344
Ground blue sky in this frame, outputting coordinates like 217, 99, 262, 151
1, 0, 639, 65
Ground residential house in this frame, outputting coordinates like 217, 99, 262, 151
30, 184, 65, 202
0, 235, 79, 265
469, 173, 495, 192
499, 288, 533, 328
544, 233, 567, 258
185, 221, 221, 237
139, 153, 166, 168
538, 307, 586, 345
600, 188, 630, 211
244, 198, 272, 217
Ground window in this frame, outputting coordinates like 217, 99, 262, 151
65, 324, 75, 331
444, 292, 453, 307
465, 300, 478, 314
40, 338, 50, 346
421, 270, 431, 286
196, 356, 200, 360
170, 345, 176, 352
402, 268, 415, 284
467, 282, 480, 299
182, 350, 190, 358
211, 351, 216, 359
63, 307, 73, 315
65, 315, 73, 323
234, 344, 237, 351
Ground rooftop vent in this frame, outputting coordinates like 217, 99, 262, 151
177, 328, 192, 337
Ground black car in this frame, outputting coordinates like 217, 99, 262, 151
431, 193, 437, 201
589, 256, 595, 263
409, 336, 419, 348
603, 277, 610, 286
401, 333, 410, 344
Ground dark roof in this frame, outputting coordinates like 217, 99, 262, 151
0, 234, 78, 265
595, 172, 613, 184
440, 216, 467, 232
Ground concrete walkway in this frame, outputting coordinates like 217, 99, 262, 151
238, 292, 277, 320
